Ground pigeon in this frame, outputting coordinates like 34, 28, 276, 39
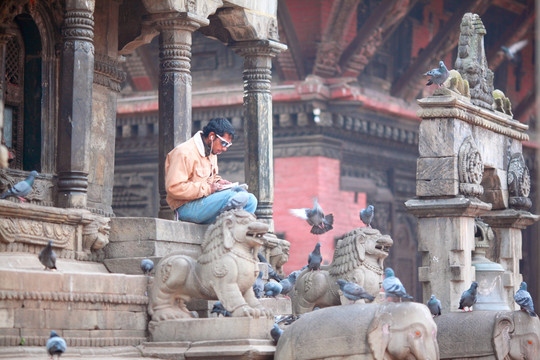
38, 240, 57, 270
46, 330, 66, 360
514, 281, 537, 317
458, 281, 478, 312
308, 242, 322, 271
382, 268, 413, 301
253, 271, 264, 299
280, 270, 300, 296
211, 301, 232, 317
424, 60, 449, 87
290, 198, 334, 235
264, 281, 283, 297
336, 279, 375, 302
0, 170, 38, 202
258, 252, 283, 282
270, 323, 283, 345
140, 258, 154, 275
360, 205, 374, 228
220, 189, 250, 213
501, 39, 528, 63
427, 294, 442, 317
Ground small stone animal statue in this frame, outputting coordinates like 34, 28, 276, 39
148, 210, 273, 322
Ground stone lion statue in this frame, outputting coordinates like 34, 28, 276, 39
82, 215, 110, 250
292, 227, 393, 314
148, 209, 273, 323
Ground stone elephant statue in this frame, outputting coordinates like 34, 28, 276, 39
436, 310, 540, 359
275, 302, 439, 360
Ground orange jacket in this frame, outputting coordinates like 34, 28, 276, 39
165, 132, 221, 210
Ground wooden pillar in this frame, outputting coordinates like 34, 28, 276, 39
0, 26, 15, 168
56, 0, 95, 208
232, 40, 286, 230
154, 13, 206, 219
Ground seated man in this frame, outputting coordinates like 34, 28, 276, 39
165, 117, 257, 224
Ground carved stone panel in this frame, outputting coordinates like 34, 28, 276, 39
507, 152, 531, 210
458, 136, 484, 197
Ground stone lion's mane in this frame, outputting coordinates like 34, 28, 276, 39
197, 209, 255, 265
328, 228, 366, 277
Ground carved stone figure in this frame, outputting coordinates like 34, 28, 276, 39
82, 215, 111, 250
507, 152, 531, 210
275, 302, 439, 360
436, 310, 540, 359
458, 136, 484, 197
260, 233, 290, 278
292, 227, 392, 314
148, 209, 273, 323
435, 69, 470, 98
493, 89, 513, 117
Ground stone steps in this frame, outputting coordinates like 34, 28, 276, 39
0, 346, 161, 359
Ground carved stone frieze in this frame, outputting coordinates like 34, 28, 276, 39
507, 152, 531, 210
458, 136, 484, 196
455, 13, 494, 110
0, 217, 73, 246
94, 53, 126, 92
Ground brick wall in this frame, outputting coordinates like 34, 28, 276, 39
274, 156, 366, 274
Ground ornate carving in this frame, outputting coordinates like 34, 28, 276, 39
507, 152, 531, 210
260, 233, 290, 278
0, 217, 73, 246
434, 69, 470, 98
493, 89, 513, 117
455, 13, 494, 110
458, 136, 484, 196
63, 10, 94, 43
93, 54, 126, 92
292, 227, 392, 314
148, 210, 272, 324
82, 215, 110, 250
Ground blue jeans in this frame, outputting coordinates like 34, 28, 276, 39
175, 189, 257, 224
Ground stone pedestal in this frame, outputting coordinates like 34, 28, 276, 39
405, 197, 491, 311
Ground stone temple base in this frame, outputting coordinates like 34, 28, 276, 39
143, 317, 275, 359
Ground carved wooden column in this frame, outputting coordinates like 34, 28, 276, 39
153, 13, 206, 219
232, 40, 286, 230
56, 0, 95, 208
0, 26, 15, 168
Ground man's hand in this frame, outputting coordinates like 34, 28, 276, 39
210, 179, 231, 193
217, 179, 231, 185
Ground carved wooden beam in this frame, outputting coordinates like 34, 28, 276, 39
513, 87, 536, 122
391, 0, 492, 101
274, 0, 306, 81
487, 2, 534, 71
339, 0, 417, 78
312, 0, 360, 78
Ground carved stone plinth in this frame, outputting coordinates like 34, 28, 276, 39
435, 311, 540, 359
405, 197, 492, 311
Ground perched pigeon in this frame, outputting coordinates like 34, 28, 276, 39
46, 330, 66, 360
308, 242, 323, 271
211, 301, 232, 317
0, 170, 38, 202
264, 281, 283, 297
360, 205, 374, 228
382, 268, 413, 301
220, 189, 250, 213
270, 323, 283, 345
280, 270, 301, 296
514, 281, 537, 317
424, 60, 449, 87
140, 258, 154, 275
253, 271, 264, 299
290, 198, 334, 235
39, 240, 57, 270
501, 39, 528, 63
336, 279, 375, 302
258, 252, 283, 282
458, 281, 478, 312
427, 294, 442, 317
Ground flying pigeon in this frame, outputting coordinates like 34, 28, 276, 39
258, 252, 283, 282
501, 39, 528, 63
280, 270, 300, 296
270, 323, 284, 345
514, 281, 537, 317
424, 60, 449, 87
308, 242, 323, 271
458, 281, 478, 312
382, 268, 413, 301
0, 170, 38, 202
264, 281, 283, 297
140, 258, 154, 275
360, 205, 374, 228
46, 330, 66, 360
427, 294, 442, 317
290, 198, 334, 235
253, 271, 264, 299
39, 240, 57, 270
211, 301, 232, 317
336, 279, 375, 302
